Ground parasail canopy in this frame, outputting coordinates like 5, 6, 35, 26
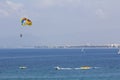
21, 17, 32, 26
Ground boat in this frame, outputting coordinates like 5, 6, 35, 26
19, 66, 27, 69
54, 66, 61, 70
54, 66, 72, 70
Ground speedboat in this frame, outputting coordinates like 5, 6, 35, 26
54, 66, 72, 70
19, 66, 27, 69
54, 66, 61, 70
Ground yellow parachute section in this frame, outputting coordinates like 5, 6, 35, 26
21, 17, 32, 26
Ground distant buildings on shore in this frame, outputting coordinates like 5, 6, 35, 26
34, 44, 120, 49
1, 44, 120, 49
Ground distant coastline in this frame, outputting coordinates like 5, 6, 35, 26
0, 44, 120, 49
34, 44, 120, 49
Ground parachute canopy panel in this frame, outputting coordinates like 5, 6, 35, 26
21, 17, 32, 26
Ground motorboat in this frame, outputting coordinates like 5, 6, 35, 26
19, 66, 27, 69
54, 66, 61, 70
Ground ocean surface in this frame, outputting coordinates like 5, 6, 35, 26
0, 48, 120, 80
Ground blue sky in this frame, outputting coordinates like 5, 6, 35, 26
0, 0, 120, 47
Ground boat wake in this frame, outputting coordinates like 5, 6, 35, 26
54, 66, 100, 70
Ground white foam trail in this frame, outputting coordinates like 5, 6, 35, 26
60, 68, 72, 70
55, 66, 101, 70
74, 68, 81, 70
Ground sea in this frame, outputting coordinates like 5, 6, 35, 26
0, 48, 120, 80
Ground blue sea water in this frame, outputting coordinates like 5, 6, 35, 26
0, 48, 120, 80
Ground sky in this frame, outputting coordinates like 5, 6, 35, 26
0, 0, 120, 47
